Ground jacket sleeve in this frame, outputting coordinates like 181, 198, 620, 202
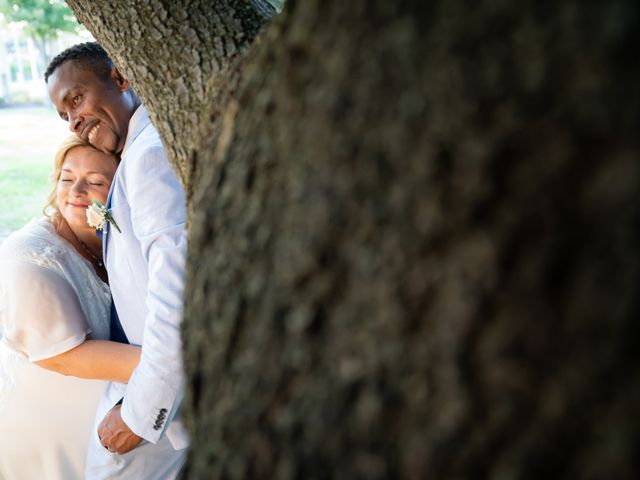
118, 145, 187, 444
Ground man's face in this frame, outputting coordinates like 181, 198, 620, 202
48, 61, 133, 156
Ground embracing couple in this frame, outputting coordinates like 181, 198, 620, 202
0, 42, 188, 479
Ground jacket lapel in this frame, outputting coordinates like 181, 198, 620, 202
102, 174, 116, 260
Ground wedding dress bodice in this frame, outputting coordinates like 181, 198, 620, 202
0, 217, 111, 348
0, 217, 111, 480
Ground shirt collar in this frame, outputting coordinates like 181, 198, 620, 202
121, 104, 150, 158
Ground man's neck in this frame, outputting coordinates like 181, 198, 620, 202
120, 103, 149, 157
115, 95, 142, 156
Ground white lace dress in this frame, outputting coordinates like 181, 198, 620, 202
0, 217, 111, 480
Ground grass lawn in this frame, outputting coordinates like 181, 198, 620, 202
0, 106, 70, 235
0, 154, 52, 232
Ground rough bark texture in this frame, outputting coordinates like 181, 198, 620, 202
70, 0, 639, 478
65, 0, 265, 187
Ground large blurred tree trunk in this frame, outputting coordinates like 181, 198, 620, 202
66, 0, 639, 478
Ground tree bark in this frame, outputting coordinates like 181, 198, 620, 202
65, 0, 640, 478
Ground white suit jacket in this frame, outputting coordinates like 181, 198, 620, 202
101, 105, 188, 449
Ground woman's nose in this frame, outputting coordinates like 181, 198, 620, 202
69, 179, 87, 195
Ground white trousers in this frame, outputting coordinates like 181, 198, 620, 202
85, 424, 187, 480
85, 383, 187, 479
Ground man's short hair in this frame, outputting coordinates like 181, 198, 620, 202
44, 42, 114, 83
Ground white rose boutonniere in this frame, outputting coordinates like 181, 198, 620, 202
86, 200, 121, 233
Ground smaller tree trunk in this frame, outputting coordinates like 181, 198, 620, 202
66, 0, 267, 187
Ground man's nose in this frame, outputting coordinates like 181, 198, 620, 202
69, 113, 83, 133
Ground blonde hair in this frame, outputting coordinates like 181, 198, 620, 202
43, 135, 93, 218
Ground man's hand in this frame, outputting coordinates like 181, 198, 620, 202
98, 404, 143, 454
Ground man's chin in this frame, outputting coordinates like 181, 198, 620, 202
91, 144, 116, 155
91, 139, 118, 156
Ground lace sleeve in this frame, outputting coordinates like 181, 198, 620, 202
2, 261, 90, 362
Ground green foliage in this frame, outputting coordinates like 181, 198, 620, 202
0, 0, 81, 41
270, 0, 285, 11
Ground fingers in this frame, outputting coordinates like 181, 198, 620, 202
97, 403, 144, 454
101, 440, 115, 452
99, 429, 143, 454
98, 433, 114, 453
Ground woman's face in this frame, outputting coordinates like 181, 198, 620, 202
56, 145, 118, 231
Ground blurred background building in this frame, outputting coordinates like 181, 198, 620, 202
0, 1, 91, 106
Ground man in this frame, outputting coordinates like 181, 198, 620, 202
45, 42, 188, 478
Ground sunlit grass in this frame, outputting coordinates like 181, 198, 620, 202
0, 154, 52, 232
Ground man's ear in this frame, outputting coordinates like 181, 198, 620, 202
110, 67, 130, 92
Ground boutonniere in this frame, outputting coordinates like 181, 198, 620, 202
86, 200, 121, 233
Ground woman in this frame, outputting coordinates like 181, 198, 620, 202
0, 136, 141, 480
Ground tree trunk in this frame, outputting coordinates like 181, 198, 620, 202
65, 0, 640, 478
